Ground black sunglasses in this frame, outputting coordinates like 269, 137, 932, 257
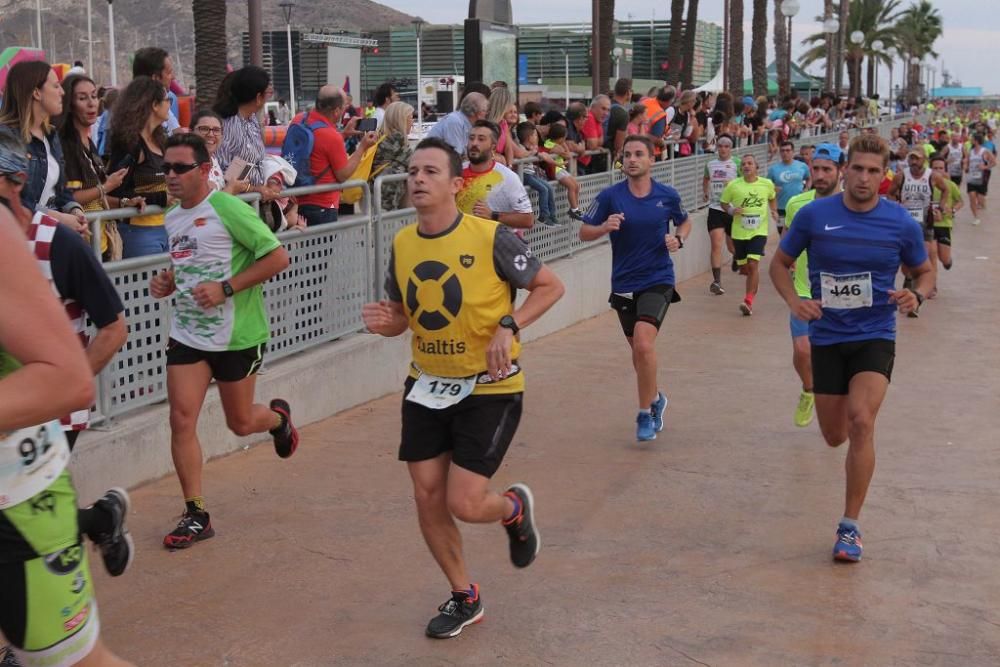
162, 162, 202, 175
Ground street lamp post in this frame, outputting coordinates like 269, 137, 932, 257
107, 0, 117, 86
279, 2, 296, 115
412, 18, 426, 137
35, 0, 43, 51
612, 46, 623, 80
86, 0, 93, 74
822, 18, 839, 91
780, 0, 800, 97
849, 30, 865, 97
561, 39, 572, 110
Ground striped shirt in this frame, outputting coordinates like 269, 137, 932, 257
218, 112, 266, 185
28, 214, 91, 431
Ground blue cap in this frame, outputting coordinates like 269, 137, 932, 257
813, 143, 844, 165
742, 96, 755, 107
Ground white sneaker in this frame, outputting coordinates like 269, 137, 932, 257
972, 218, 981, 226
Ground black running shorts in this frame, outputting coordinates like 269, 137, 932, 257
609, 284, 679, 338
732, 236, 767, 265
166, 339, 265, 382
968, 182, 986, 195
933, 226, 952, 246
811, 339, 896, 395
399, 378, 523, 479
706, 208, 732, 232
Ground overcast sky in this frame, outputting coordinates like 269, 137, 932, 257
377, 0, 998, 94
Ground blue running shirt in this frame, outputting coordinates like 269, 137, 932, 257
779, 194, 927, 346
584, 180, 688, 293
768, 160, 811, 210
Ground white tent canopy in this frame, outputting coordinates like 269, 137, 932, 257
695, 65, 724, 92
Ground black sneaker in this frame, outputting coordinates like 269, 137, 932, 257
710, 281, 725, 295
568, 208, 584, 221
502, 483, 540, 568
92, 488, 134, 577
269, 398, 299, 459
425, 585, 484, 639
163, 510, 215, 550
1, 646, 21, 666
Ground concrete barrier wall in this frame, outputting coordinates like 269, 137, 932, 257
70, 210, 712, 500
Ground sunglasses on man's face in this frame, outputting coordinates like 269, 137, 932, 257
1, 171, 27, 185
162, 162, 202, 175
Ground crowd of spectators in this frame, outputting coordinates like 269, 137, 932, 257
0, 49, 933, 263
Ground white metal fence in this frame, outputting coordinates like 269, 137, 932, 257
83, 116, 909, 424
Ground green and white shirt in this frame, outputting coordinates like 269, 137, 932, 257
166, 191, 281, 352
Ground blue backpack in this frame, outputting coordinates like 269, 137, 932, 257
281, 117, 332, 187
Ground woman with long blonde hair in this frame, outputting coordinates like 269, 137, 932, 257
486, 86, 517, 165
371, 101, 415, 211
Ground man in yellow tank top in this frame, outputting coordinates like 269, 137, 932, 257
362, 137, 564, 640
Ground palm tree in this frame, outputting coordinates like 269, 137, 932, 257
667, 0, 685, 86
728, 0, 744, 95
774, 0, 789, 96
680, 0, 700, 88
894, 0, 942, 103
751, 0, 768, 97
598, 0, 616, 91
843, 0, 902, 98
799, 0, 906, 97
823, 0, 835, 90
193, 0, 228, 109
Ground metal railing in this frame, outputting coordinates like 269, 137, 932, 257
80, 117, 907, 425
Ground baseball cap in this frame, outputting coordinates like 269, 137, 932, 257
742, 96, 755, 108
813, 143, 844, 165
0, 137, 29, 184
907, 148, 925, 159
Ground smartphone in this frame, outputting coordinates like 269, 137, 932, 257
357, 118, 377, 133
113, 153, 135, 172
224, 157, 252, 184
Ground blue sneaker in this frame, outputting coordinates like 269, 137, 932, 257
650, 392, 668, 432
636, 411, 656, 442
833, 523, 863, 562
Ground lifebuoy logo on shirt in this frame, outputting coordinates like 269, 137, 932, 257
406, 260, 463, 332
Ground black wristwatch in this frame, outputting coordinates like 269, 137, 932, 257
910, 288, 925, 306
676, 236, 685, 249
499, 315, 519, 335
490, 211, 500, 222
221, 280, 235, 298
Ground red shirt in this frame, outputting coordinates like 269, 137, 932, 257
581, 112, 604, 166
297, 109, 349, 209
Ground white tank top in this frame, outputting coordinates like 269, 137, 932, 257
968, 147, 986, 184
901, 168, 932, 223
946, 145, 963, 176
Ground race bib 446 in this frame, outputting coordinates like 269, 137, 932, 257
820, 272, 873, 309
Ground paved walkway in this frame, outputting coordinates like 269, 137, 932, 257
96, 207, 1000, 666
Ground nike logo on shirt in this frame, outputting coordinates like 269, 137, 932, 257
824, 224, 845, 231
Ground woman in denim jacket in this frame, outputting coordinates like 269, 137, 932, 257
0, 61, 87, 235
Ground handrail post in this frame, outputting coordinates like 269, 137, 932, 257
90, 216, 103, 257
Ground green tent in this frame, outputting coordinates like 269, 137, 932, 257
744, 78, 779, 95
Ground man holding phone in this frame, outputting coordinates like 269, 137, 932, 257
295, 85, 377, 226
